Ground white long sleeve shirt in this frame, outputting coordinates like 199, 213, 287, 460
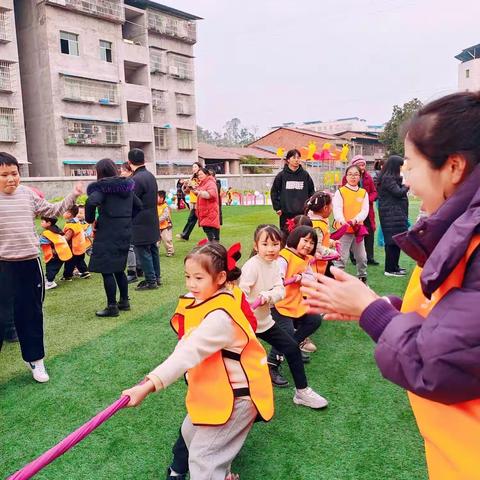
332, 185, 369, 224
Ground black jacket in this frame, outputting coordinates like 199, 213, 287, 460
270, 165, 315, 216
131, 166, 160, 245
377, 175, 409, 245
85, 177, 141, 273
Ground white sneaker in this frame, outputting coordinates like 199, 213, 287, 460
26, 359, 50, 383
294, 387, 328, 409
45, 280, 57, 290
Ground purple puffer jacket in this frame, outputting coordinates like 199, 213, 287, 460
360, 164, 480, 404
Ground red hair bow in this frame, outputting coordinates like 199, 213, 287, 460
197, 238, 209, 246
227, 243, 241, 271
286, 218, 296, 233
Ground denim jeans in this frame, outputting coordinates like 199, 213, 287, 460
134, 244, 160, 283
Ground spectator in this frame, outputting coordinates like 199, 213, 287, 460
177, 162, 202, 241
193, 167, 220, 241
208, 168, 223, 226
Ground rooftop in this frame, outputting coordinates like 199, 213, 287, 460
124, 0, 202, 20
455, 44, 480, 63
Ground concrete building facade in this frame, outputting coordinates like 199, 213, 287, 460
0, 0, 28, 174
456, 44, 480, 93
14, 0, 200, 177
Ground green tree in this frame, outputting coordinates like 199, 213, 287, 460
380, 98, 423, 156
197, 119, 258, 147
240, 155, 273, 174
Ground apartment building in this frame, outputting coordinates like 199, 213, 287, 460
0, 0, 28, 174
456, 43, 480, 93
274, 118, 384, 135
15, 0, 200, 177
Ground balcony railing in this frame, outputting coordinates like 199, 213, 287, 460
62, 75, 119, 105
0, 9, 11, 43
47, 0, 124, 23
0, 61, 13, 92
0, 107, 18, 143
64, 118, 124, 146
147, 10, 196, 44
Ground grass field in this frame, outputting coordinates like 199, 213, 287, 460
0, 203, 427, 479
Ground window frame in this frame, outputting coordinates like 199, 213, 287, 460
100, 40, 113, 63
60, 31, 79, 56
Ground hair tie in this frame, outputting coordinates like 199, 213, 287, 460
197, 239, 209, 246
286, 218, 296, 233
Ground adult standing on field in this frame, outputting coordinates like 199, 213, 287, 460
177, 162, 202, 241
193, 167, 221, 241
128, 148, 161, 290
270, 149, 315, 232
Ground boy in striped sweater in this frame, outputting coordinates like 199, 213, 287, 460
0, 153, 83, 382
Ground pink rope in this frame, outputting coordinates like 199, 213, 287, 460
8, 394, 131, 480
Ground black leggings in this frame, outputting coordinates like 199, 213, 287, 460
101, 272, 128, 305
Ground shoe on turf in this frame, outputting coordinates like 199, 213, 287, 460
300, 337, 317, 353
136, 280, 158, 291
80, 272, 91, 279
268, 364, 289, 388
118, 298, 131, 311
45, 280, 57, 290
60, 276, 73, 282
294, 387, 328, 410
367, 259, 380, 266
26, 359, 50, 383
96, 304, 120, 317
384, 271, 405, 277
166, 467, 187, 480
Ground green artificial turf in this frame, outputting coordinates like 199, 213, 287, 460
0, 204, 427, 479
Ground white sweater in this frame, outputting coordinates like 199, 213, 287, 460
239, 255, 285, 333
332, 184, 369, 225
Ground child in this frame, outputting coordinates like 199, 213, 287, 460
122, 242, 274, 480
157, 190, 174, 257
62, 204, 91, 280
304, 191, 338, 276
332, 164, 369, 283
40, 217, 73, 290
77, 204, 94, 255
267, 226, 324, 378
240, 224, 328, 408
226, 187, 233, 206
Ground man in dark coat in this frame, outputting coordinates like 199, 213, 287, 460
128, 149, 161, 290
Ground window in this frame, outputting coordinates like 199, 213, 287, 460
177, 129, 194, 150
150, 48, 167, 74
152, 90, 167, 112
0, 9, 10, 42
0, 107, 16, 142
0, 61, 12, 91
64, 119, 122, 146
175, 94, 192, 115
154, 127, 169, 150
63, 76, 118, 104
100, 40, 112, 63
466, 69, 470, 79
60, 31, 79, 56
169, 54, 193, 80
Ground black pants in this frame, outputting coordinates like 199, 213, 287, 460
45, 257, 64, 282
181, 207, 197, 240
385, 244, 401, 273
268, 307, 322, 364
101, 271, 129, 305
170, 429, 189, 475
202, 226, 220, 241
258, 323, 307, 389
0, 258, 45, 362
63, 253, 88, 279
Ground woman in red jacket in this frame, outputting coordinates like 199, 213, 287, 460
193, 167, 221, 241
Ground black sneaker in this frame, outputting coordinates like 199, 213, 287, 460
166, 467, 187, 480
80, 272, 91, 279
268, 364, 289, 388
359, 276, 368, 284
118, 298, 131, 311
96, 304, 119, 317
61, 276, 73, 282
156, 278, 163, 286
135, 280, 158, 291
367, 259, 380, 266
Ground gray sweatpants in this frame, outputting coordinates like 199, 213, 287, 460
181, 397, 257, 480
127, 245, 136, 271
334, 233, 367, 277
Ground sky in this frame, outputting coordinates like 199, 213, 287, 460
167, 0, 479, 135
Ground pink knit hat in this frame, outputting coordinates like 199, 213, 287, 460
351, 155, 366, 166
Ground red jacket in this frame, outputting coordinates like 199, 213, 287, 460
196, 176, 220, 229
342, 171, 377, 231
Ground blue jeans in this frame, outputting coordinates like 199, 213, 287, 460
134, 244, 160, 283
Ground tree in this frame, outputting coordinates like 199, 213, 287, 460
197, 119, 258, 147
380, 98, 423, 156
240, 155, 273, 174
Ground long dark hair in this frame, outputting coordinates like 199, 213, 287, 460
380, 155, 404, 180
96, 158, 118, 179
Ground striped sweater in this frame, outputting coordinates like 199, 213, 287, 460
0, 185, 77, 261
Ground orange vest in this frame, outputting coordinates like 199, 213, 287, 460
335, 186, 366, 233
401, 235, 480, 480
312, 218, 330, 275
41, 230, 73, 263
171, 292, 274, 426
64, 221, 88, 255
157, 203, 171, 230
275, 248, 311, 318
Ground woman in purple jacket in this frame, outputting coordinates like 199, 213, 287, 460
301, 92, 480, 480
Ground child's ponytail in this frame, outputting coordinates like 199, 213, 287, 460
304, 191, 332, 215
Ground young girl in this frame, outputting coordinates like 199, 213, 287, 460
122, 242, 274, 480
240, 224, 328, 408
267, 226, 324, 375
332, 164, 369, 283
304, 191, 338, 276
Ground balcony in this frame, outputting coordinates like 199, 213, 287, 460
125, 122, 153, 144
124, 83, 151, 105
62, 75, 119, 105
0, 61, 13, 92
0, 9, 11, 43
121, 39, 149, 66
46, 0, 124, 23
147, 11, 196, 44
0, 107, 18, 142
63, 117, 124, 147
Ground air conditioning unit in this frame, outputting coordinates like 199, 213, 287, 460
169, 66, 179, 77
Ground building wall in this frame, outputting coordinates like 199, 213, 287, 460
458, 59, 480, 92
0, 0, 28, 173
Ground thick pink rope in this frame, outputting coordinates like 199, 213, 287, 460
8, 394, 131, 480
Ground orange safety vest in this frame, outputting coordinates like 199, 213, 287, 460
334, 185, 367, 234
157, 203, 171, 230
63, 221, 88, 255
401, 235, 480, 480
171, 291, 274, 426
274, 248, 311, 318
312, 218, 331, 275
41, 230, 73, 263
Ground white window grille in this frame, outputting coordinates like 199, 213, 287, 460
175, 94, 192, 116
150, 49, 167, 74
177, 129, 194, 150
63, 76, 118, 104
0, 9, 10, 43
147, 10, 166, 34
64, 119, 123, 146
50, 0, 124, 22
0, 61, 13, 92
152, 90, 167, 112
99, 40, 113, 63
60, 31, 79, 56
169, 55, 193, 80
0, 108, 17, 142
147, 11, 196, 43
154, 127, 169, 150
